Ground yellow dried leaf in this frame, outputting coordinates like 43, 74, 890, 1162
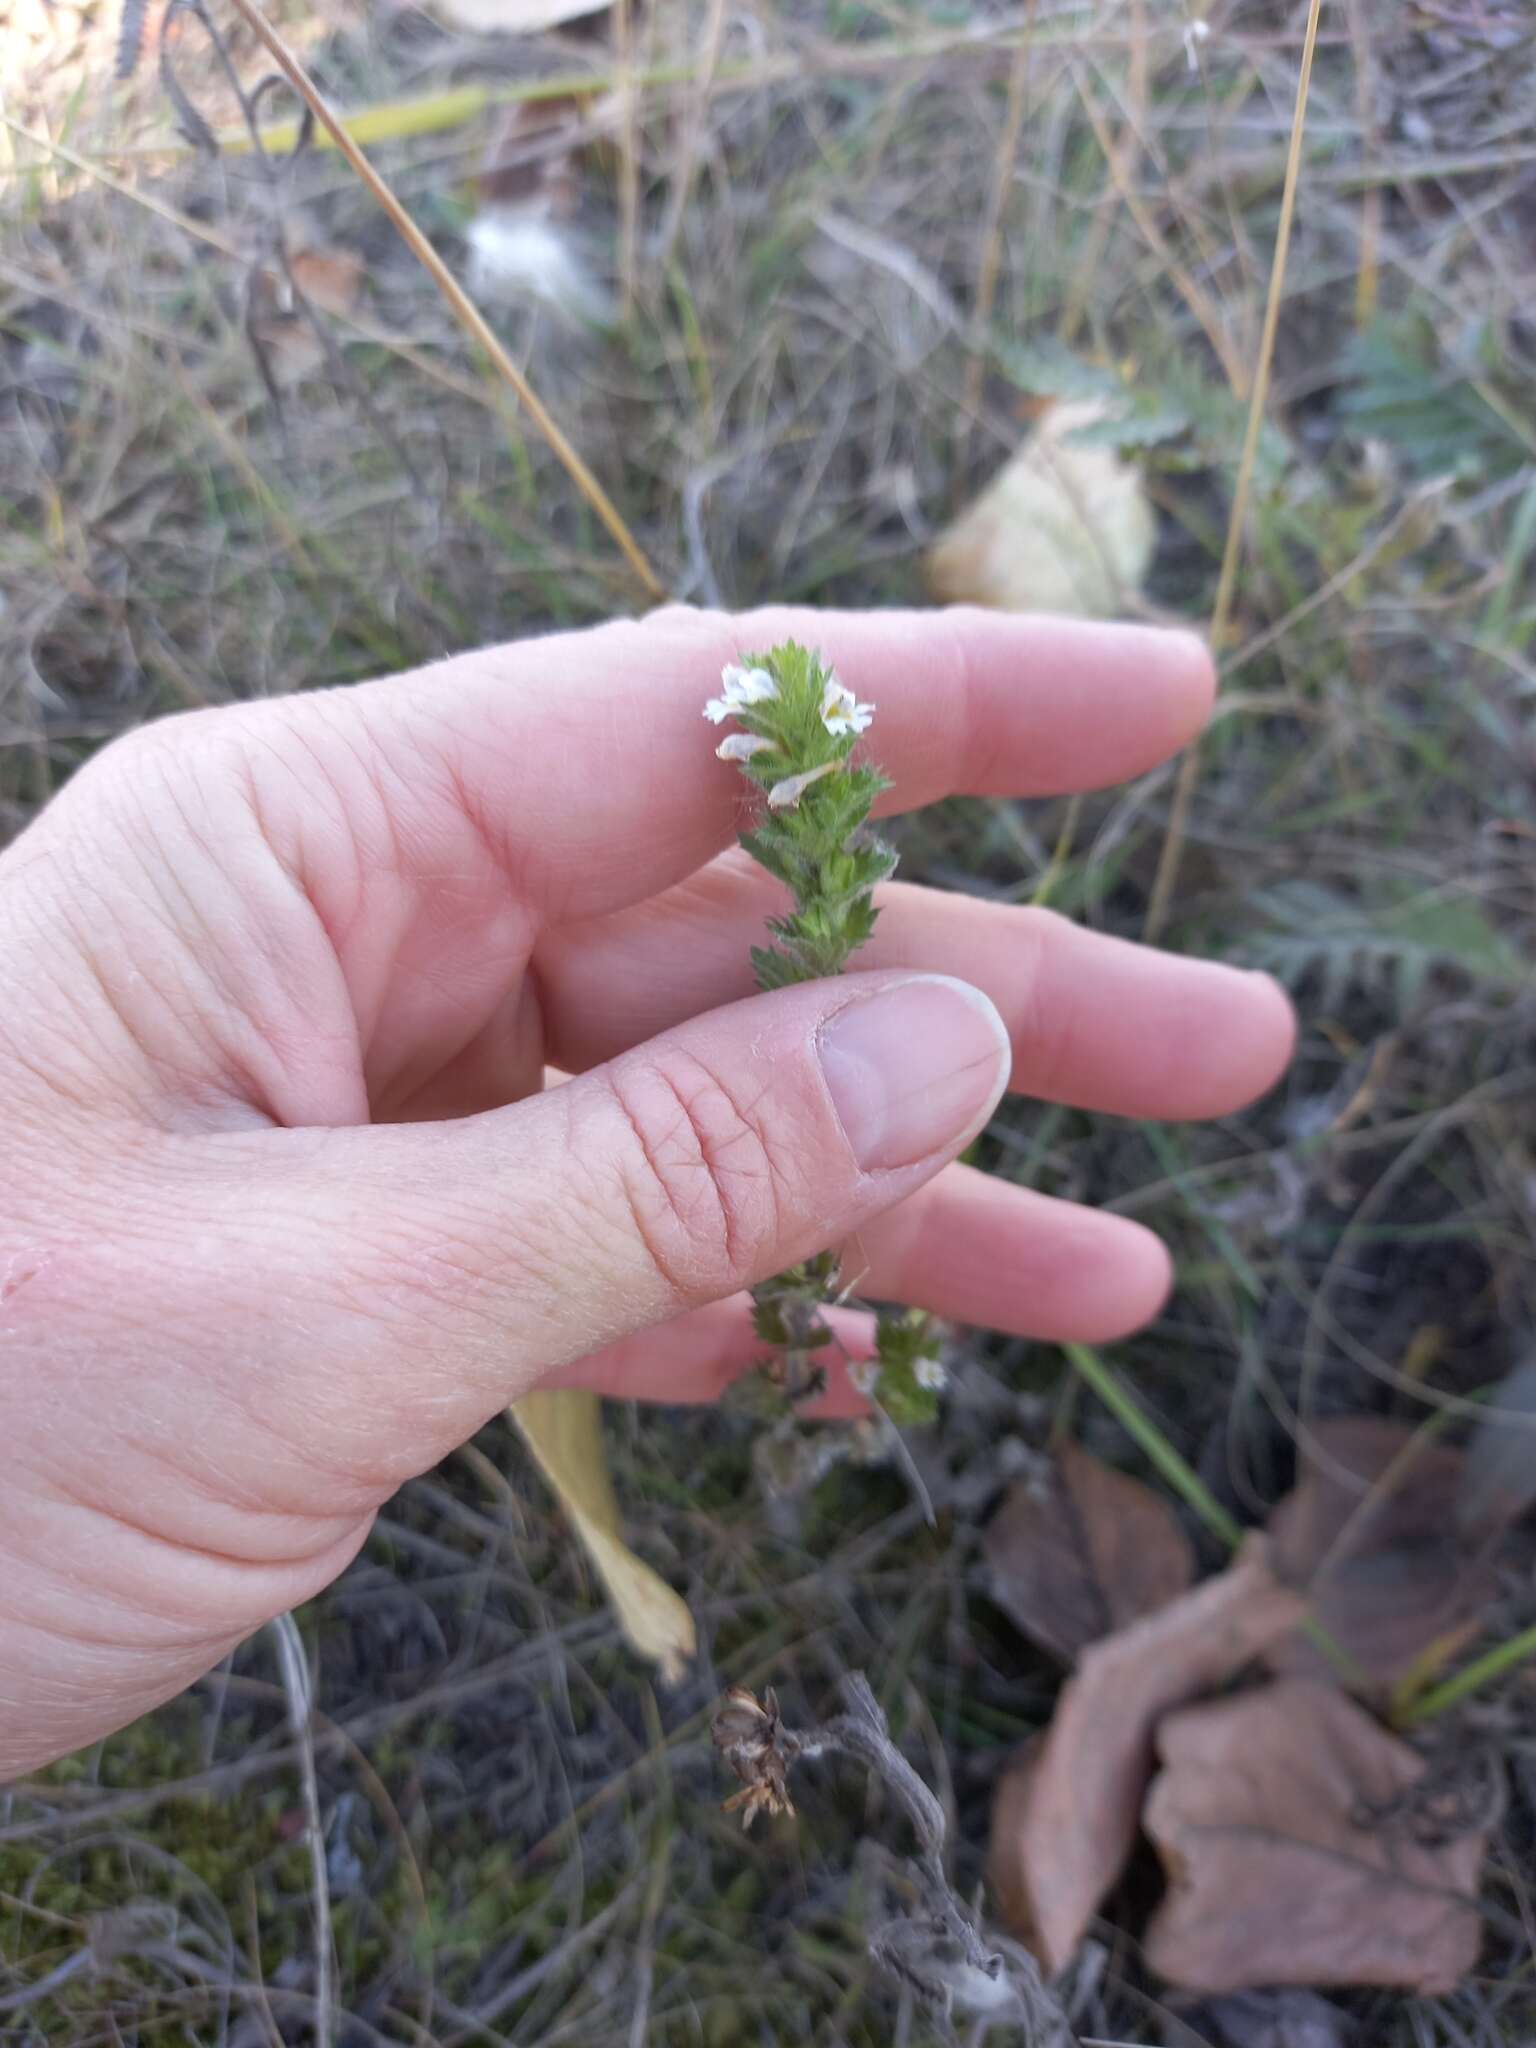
926, 400, 1155, 616
510, 1388, 695, 1685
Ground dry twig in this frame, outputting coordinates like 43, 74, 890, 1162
713, 1674, 1080, 2043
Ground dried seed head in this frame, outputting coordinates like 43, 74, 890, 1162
711, 1686, 796, 1830
713, 1684, 776, 1752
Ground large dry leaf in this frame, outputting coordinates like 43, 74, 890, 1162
1266, 1417, 1499, 1686
925, 399, 1155, 616
989, 1539, 1304, 1976
1456, 1357, 1536, 1536
1145, 1678, 1490, 1995
510, 1389, 695, 1685
982, 1440, 1194, 1663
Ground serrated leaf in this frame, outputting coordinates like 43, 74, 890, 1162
993, 340, 1124, 403
1340, 314, 1529, 481
1064, 399, 1190, 450
1378, 892, 1526, 980
751, 944, 812, 989
1245, 879, 1526, 1007
739, 829, 794, 887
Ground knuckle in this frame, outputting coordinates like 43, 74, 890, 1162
1011, 906, 1076, 1095
603, 1048, 789, 1305
640, 600, 707, 628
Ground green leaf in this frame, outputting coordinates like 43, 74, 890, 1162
1245, 879, 1527, 1011
1064, 396, 1190, 450
1339, 314, 1531, 482
993, 339, 1123, 403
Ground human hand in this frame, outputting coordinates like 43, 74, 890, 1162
0, 605, 1292, 1772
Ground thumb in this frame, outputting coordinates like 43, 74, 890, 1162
247, 971, 1010, 1476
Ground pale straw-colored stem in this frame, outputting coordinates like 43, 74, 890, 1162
220, 0, 664, 602
1143, 0, 1326, 943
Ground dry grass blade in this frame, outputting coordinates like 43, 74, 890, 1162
270, 1613, 333, 2048
1073, 72, 1246, 397
1142, 0, 1326, 943
218, 0, 664, 600
961, 2, 1035, 431
614, 0, 639, 321
656, 0, 728, 268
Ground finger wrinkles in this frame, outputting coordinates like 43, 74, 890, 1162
600, 1046, 796, 1308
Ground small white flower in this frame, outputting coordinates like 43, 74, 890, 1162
848, 1359, 881, 1397
715, 732, 774, 762
703, 663, 779, 723
914, 1356, 948, 1392
820, 674, 875, 737
767, 761, 839, 810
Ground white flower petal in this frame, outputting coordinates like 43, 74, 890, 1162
767, 761, 839, 810
715, 732, 773, 761
706, 665, 779, 725
820, 676, 875, 736
720, 663, 779, 706
914, 1356, 948, 1392
848, 1360, 880, 1397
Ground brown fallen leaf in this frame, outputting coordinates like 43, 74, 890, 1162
1266, 1416, 1502, 1687
925, 399, 1156, 616
989, 1538, 1305, 1977
1144, 1677, 1490, 1995
1458, 1357, 1536, 1538
478, 93, 590, 213
248, 241, 365, 387
286, 246, 367, 316
982, 1439, 1194, 1663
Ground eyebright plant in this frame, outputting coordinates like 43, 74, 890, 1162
706, 642, 948, 1427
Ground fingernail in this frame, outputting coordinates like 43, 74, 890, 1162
819, 976, 1012, 1173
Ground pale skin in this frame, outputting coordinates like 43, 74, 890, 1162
0, 604, 1294, 1777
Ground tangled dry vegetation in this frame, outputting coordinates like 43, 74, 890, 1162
2, 1, 1536, 2043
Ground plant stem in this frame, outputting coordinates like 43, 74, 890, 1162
1142, 0, 1326, 944
1399, 1621, 1536, 1727
218, 0, 664, 602
1065, 1343, 1243, 1548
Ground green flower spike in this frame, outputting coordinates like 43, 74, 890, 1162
706, 642, 948, 1428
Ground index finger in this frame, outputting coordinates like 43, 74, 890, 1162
363, 603, 1214, 923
